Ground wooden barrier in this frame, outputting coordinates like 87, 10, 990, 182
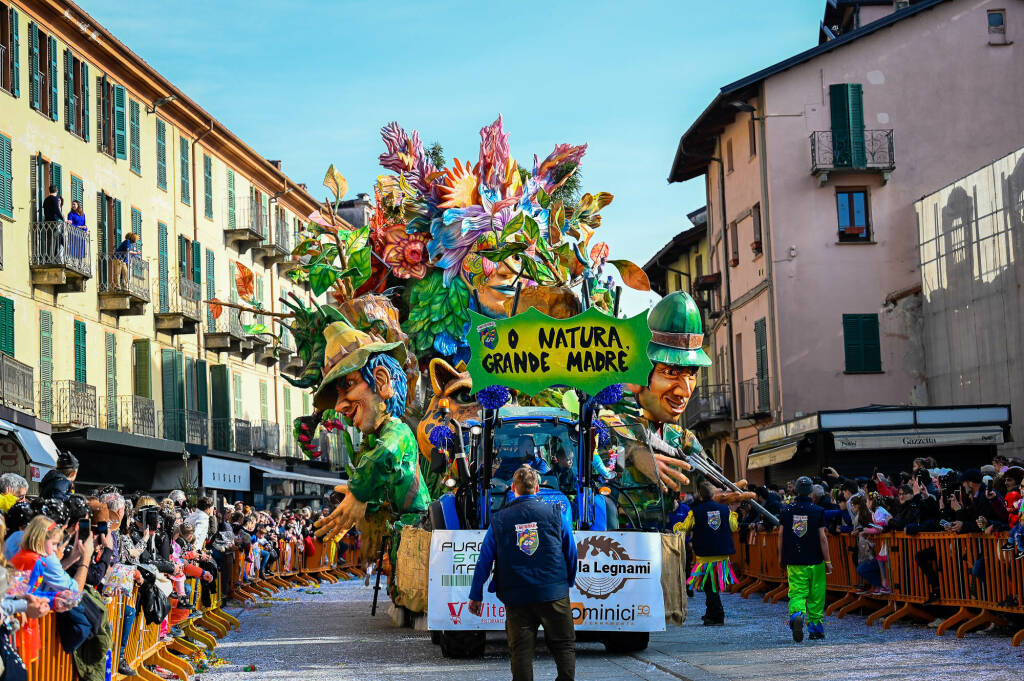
733, 529, 1024, 646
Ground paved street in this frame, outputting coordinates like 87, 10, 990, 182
201, 580, 1022, 681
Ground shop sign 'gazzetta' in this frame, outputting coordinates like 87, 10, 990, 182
466, 307, 653, 396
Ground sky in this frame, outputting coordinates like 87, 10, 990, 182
83, 0, 823, 313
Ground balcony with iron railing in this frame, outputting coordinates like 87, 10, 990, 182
204, 307, 252, 357
225, 200, 269, 254
809, 129, 894, 185
164, 409, 209, 447
212, 418, 252, 454
52, 380, 98, 429
154, 276, 202, 335
738, 377, 771, 421
0, 354, 34, 415
252, 421, 281, 456
96, 395, 158, 437
97, 252, 150, 315
683, 383, 732, 430
30, 221, 92, 291
254, 215, 292, 266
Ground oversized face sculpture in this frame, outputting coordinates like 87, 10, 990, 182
637, 363, 699, 425
333, 367, 393, 434
461, 254, 520, 318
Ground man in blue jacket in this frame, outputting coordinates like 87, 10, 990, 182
469, 465, 578, 681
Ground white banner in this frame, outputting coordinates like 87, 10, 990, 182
427, 530, 664, 632
201, 456, 250, 491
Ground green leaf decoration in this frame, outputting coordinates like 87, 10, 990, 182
349, 246, 373, 288
293, 238, 319, 257
320, 244, 339, 266
550, 201, 565, 232
536, 186, 550, 209
499, 212, 525, 241
242, 323, 269, 335
309, 264, 340, 296
479, 242, 530, 263
523, 215, 540, 242
562, 390, 580, 416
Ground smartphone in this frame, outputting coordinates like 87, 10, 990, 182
78, 519, 91, 541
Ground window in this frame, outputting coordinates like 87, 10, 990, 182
988, 9, 1008, 43
726, 139, 734, 173
28, 23, 57, 120
70, 174, 83, 206
39, 310, 52, 421
843, 313, 881, 372
752, 202, 763, 254
836, 188, 871, 242
0, 295, 13, 356
177, 235, 202, 285
157, 223, 169, 312
232, 373, 242, 421
155, 119, 167, 189
748, 116, 756, 157
95, 190, 122, 256
829, 83, 865, 167
130, 206, 142, 241
260, 382, 268, 422
728, 220, 739, 266
0, 133, 11, 219
129, 99, 140, 173
132, 339, 151, 399
226, 169, 236, 228
205, 248, 215, 326
74, 319, 87, 383
754, 318, 769, 412
203, 153, 213, 219
97, 76, 126, 159
734, 333, 743, 381
180, 136, 190, 205
694, 254, 703, 279
0, 4, 21, 97
63, 49, 89, 140
31, 153, 62, 222
104, 333, 117, 429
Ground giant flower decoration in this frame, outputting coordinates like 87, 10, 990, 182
381, 223, 429, 279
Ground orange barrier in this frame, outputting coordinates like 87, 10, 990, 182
732, 529, 1024, 646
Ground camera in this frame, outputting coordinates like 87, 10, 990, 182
135, 505, 161, 531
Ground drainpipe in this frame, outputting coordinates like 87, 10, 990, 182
755, 88, 783, 422
713, 137, 740, 472
191, 120, 214, 354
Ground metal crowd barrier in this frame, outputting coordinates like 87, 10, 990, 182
729, 529, 1024, 646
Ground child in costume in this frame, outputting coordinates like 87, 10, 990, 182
778, 476, 832, 641
681, 482, 738, 626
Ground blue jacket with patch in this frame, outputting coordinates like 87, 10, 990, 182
780, 496, 825, 566
689, 500, 735, 557
469, 494, 577, 607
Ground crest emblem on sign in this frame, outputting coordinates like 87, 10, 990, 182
793, 514, 808, 538
478, 322, 498, 350
515, 522, 539, 556
707, 510, 721, 531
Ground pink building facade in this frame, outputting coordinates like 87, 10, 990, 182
669, 0, 1023, 480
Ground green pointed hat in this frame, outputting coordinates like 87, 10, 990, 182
646, 291, 712, 367
312, 320, 407, 411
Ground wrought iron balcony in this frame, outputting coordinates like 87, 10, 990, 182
213, 417, 252, 454
205, 309, 253, 357
97, 252, 150, 314
809, 129, 894, 185
0, 354, 34, 414
98, 394, 158, 437
254, 216, 292, 266
224, 200, 269, 254
164, 409, 209, 446
683, 383, 732, 430
52, 380, 97, 429
738, 377, 771, 420
252, 421, 280, 456
154, 277, 202, 335
30, 221, 92, 290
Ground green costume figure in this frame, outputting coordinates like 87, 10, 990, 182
312, 321, 430, 560
778, 476, 832, 641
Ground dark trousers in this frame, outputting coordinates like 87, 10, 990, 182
703, 579, 724, 622
915, 547, 940, 593
505, 596, 575, 681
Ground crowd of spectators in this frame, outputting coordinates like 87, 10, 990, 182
0, 451, 345, 679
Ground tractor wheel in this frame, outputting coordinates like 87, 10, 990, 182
603, 631, 649, 653
439, 630, 485, 658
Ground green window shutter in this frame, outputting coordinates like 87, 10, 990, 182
80, 63, 88, 142
33, 154, 44, 221
233, 373, 242, 421
39, 310, 52, 421
129, 99, 140, 173
210, 365, 230, 420
47, 35, 56, 121
131, 207, 142, 241
161, 348, 183, 440
96, 191, 107, 254
133, 338, 151, 398
10, 9, 19, 98
157, 222, 169, 312
185, 357, 196, 411
754, 318, 769, 412
74, 319, 86, 383
842, 314, 863, 372
196, 360, 208, 416
205, 249, 215, 327
179, 136, 190, 205
177, 234, 187, 279
105, 333, 117, 429
259, 382, 268, 422
28, 22, 37, 110
155, 119, 166, 189
283, 388, 291, 436
112, 84, 126, 159
829, 83, 865, 168
51, 163, 62, 199
0, 297, 13, 356
860, 314, 881, 372
227, 169, 235, 228
192, 241, 201, 285
71, 175, 83, 206
63, 49, 72, 131
256, 276, 264, 324
0, 135, 14, 219
112, 197, 122, 244
99, 76, 109, 152
203, 154, 213, 219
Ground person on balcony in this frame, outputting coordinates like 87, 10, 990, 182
66, 200, 88, 261
113, 232, 140, 290
42, 184, 65, 262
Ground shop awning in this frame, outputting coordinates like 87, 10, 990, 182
0, 418, 60, 468
747, 439, 800, 470
831, 426, 1004, 451
251, 464, 343, 487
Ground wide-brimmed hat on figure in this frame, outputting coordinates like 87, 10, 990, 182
312, 321, 408, 411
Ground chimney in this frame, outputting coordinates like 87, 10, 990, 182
267, 159, 282, 171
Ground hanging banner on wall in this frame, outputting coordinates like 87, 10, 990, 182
466, 307, 653, 396
427, 530, 665, 632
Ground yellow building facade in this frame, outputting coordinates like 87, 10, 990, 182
0, 0, 340, 500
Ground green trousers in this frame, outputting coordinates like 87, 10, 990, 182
787, 563, 826, 623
